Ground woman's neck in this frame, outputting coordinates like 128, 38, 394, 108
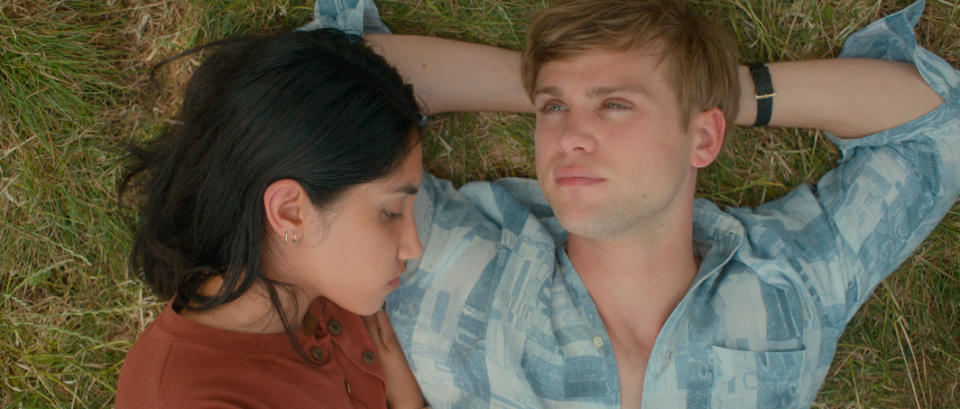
178, 276, 310, 335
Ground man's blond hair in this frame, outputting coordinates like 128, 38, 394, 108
522, 0, 740, 133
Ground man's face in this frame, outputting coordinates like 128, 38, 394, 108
532, 48, 701, 241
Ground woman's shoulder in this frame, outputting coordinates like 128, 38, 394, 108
115, 302, 378, 408
114, 304, 315, 408
114, 304, 183, 408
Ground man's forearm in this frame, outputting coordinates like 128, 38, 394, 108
366, 34, 533, 115
735, 59, 943, 138
368, 35, 943, 138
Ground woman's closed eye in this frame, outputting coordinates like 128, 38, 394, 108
382, 209, 403, 221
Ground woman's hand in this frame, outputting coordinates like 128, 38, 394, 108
362, 310, 426, 409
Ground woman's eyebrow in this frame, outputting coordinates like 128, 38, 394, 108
392, 183, 419, 195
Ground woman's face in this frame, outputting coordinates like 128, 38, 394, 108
286, 144, 424, 316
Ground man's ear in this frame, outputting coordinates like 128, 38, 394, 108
690, 107, 726, 168
263, 179, 308, 239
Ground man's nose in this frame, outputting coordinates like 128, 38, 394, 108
557, 111, 598, 154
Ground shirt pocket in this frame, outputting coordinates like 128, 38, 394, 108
709, 345, 806, 409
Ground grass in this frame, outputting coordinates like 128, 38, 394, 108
1, 0, 957, 407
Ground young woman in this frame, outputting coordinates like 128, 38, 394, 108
116, 28, 427, 409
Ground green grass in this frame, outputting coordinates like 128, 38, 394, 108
1, 0, 957, 408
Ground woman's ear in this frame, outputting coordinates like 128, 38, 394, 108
263, 179, 308, 239
690, 107, 726, 168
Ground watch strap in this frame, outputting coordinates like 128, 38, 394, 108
747, 62, 775, 127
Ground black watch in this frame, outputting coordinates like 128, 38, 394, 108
747, 62, 775, 127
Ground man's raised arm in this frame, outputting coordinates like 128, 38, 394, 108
735, 59, 944, 138
366, 34, 532, 115
369, 36, 943, 141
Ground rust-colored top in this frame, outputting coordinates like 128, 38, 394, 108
116, 298, 386, 408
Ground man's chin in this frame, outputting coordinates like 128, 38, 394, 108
554, 205, 640, 242
554, 207, 604, 237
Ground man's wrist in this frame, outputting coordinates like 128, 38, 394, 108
746, 62, 775, 127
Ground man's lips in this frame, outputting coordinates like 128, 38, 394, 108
554, 167, 605, 186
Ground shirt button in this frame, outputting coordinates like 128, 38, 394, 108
362, 350, 376, 364
310, 347, 326, 363
593, 336, 604, 348
328, 320, 342, 335
344, 381, 352, 395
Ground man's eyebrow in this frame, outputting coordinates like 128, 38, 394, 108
533, 86, 562, 98
588, 85, 648, 98
393, 183, 419, 195
533, 85, 649, 98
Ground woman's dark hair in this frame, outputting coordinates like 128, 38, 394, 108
121, 29, 422, 342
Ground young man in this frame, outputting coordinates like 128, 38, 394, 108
309, 0, 958, 407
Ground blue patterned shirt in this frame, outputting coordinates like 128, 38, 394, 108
386, 2, 960, 408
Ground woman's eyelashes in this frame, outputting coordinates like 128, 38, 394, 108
382, 209, 403, 221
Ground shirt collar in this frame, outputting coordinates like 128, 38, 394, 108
690, 198, 745, 289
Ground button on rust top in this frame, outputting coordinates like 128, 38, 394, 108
310, 347, 325, 363
362, 350, 376, 364
327, 320, 342, 335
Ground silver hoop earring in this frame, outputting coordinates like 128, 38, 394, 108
284, 232, 289, 244
292, 233, 299, 244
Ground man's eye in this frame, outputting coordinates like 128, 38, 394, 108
604, 101, 628, 109
539, 103, 565, 113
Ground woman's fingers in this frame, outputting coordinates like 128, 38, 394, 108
364, 310, 425, 409
362, 313, 384, 349
375, 310, 399, 353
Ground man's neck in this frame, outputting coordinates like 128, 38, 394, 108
566, 195, 699, 340
566, 198, 700, 409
